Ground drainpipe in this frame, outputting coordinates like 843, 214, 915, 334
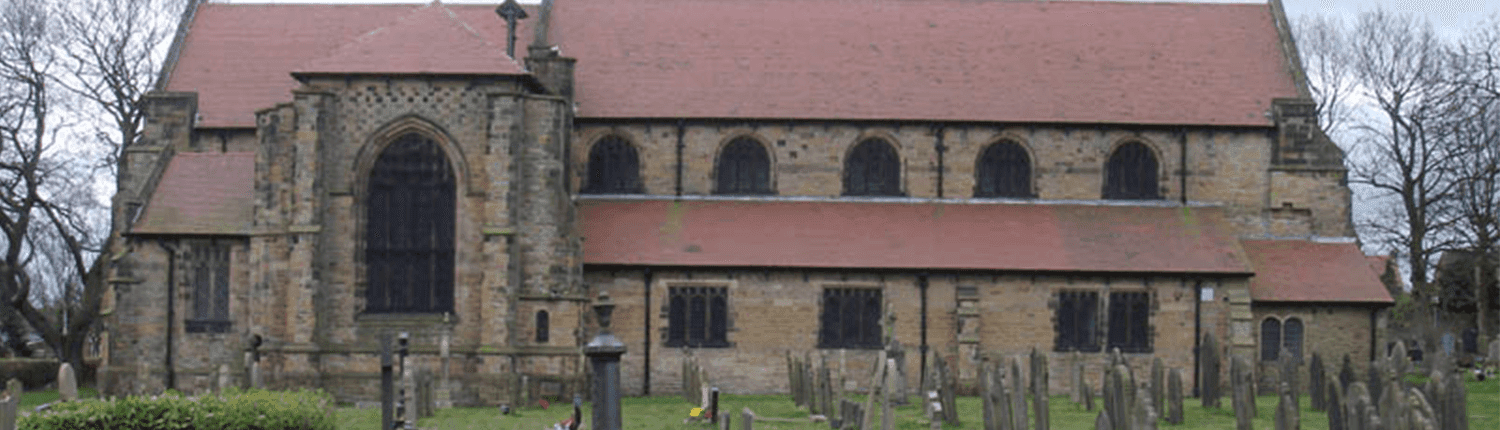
1179, 128, 1188, 205
643, 268, 654, 395
156, 240, 178, 390
918, 273, 930, 389
932, 126, 946, 198
675, 120, 686, 197
1192, 280, 1202, 397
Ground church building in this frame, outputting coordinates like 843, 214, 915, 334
104, 0, 1393, 404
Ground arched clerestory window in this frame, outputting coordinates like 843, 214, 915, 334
584, 135, 642, 194
1261, 317, 1282, 361
843, 138, 902, 196
365, 133, 455, 314
1103, 142, 1161, 200
975, 140, 1033, 198
715, 137, 772, 195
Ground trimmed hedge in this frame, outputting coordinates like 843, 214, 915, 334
19, 388, 335, 430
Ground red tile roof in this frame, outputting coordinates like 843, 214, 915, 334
166, 0, 1299, 128
295, 2, 525, 76
552, 0, 1298, 125
1242, 240, 1394, 303
131, 152, 255, 235
580, 199, 1252, 274
1366, 255, 1391, 278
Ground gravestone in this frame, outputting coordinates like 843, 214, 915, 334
218, 364, 233, 392
1279, 349, 1299, 408
1200, 334, 1221, 407
1489, 339, 1499, 364
1346, 382, 1375, 430
1309, 354, 1325, 411
1326, 378, 1345, 430
1131, 386, 1158, 430
887, 341, 909, 405
980, 363, 997, 430
1391, 342, 1410, 379
840, 399, 863, 430
1094, 410, 1111, 430
1441, 333, 1454, 356
1366, 361, 1384, 410
58, 362, 77, 402
1166, 368, 1184, 425
0, 379, 19, 430
1231, 356, 1254, 430
820, 364, 834, 418
741, 407, 755, 430
1150, 357, 1164, 415
1339, 354, 1355, 393
1010, 357, 1028, 430
1030, 349, 1049, 430
1275, 382, 1299, 430
1425, 370, 1467, 430
1070, 352, 1084, 404
1105, 363, 1133, 430
1082, 376, 1095, 412
928, 352, 959, 426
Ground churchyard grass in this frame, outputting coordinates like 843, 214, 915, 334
329, 376, 1496, 430
17, 387, 97, 410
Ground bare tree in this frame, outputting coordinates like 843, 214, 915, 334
1443, 18, 1500, 342
1342, 10, 1466, 308
1295, 15, 1359, 139
56, 0, 184, 172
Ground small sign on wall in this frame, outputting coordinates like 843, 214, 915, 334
1200, 287, 1215, 302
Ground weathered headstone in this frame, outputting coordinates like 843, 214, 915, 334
741, 407, 755, 430
1391, 342, 1411, 378
1030, 348, 1049, 430
1150, 357, 1164, 415
1010, 357, 1028, 430
840, 399, 865, 430
1489, 339, 1500, 365
1366, 361, 1384, 411
1425, 370, 1467, 430
1279, 349, 1299, 409
1326, 377, 1345, 430
1070, 352, 1084, 404
887, 341, 909, 405
1346, 382, 1375, 430
1104, 363, 1133, 430
1339, 354, 1355, 393
1082, 376, 1095, 412
0, 379, 20, 430
1167, 368, 1184, 425
1201, 334, 1221, 408
1131, 386, 1158, 430
1275, 382, 1300, 430
1231, 356, 1254, 430
58, 362, 78, 402
820, 363, 834, 418
1309, 353, 1325, 412
980, 363, 998, 430
217, 364, 233, 393
1094, 410, 1112, 430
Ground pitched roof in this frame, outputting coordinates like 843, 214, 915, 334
551, 0, 1297, 125
295, 2, 525, 76
1366, 255, 1390, 278
131, 152, 256, 236
580, 198, 1252, 274
165, 3, 526, 128
1242, 240, 1394, 303
166, 0, 1300, 128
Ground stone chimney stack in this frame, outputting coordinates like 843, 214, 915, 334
523, 0, 575, 99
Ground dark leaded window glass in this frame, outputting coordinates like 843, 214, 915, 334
1261, 318, 1283, 361
819, 288, 882, 349
976, 141, 1033, 198
366, 133, 455, 314
843, 139, 901, 196
535, 310, 550, 344
1103, 142, 1161, 200
1107, 291, 1151, 353
186, 242, 231, 333
1055, 291, 1100, 352
584, 135, 642, 194
715, 137, 772, 195
1282, 317, 1303, 361
667, 287, 729, 347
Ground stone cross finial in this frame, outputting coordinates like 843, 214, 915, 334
496, 0, 529, 59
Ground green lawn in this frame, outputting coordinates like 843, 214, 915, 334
332, 375, 1497, 430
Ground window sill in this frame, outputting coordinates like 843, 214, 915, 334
664, 342, 731, 349
356, 312, 459, 326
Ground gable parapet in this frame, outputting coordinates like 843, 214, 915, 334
1270, 98, 1344, 169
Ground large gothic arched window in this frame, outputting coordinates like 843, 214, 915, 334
975, 140, 1033, 198
1103, 142, 1161, 200
584, 135, 642, 194
843, 138, 902, 196
715, 137, 772, 195
365, 133, 455, 314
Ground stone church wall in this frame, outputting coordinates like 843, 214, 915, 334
587, 267, 1245, 396
572, 122, 1349, 239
